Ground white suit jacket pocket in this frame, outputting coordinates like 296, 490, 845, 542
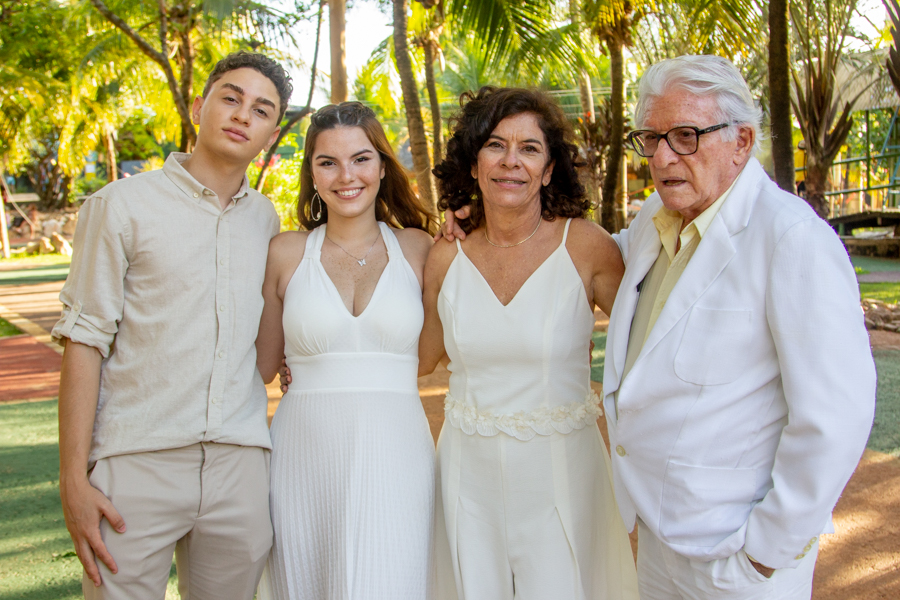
675, 307, 753, 385
659, 461, 765, 548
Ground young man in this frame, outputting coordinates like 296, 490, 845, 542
53, 52, 291, 599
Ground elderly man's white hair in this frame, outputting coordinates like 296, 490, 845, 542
633, 55, 763, 155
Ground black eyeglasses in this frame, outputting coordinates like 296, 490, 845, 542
626, 123, 730, 157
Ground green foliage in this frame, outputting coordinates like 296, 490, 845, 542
72, 174, 109, 198
860, 282, 900, 303
247, 135, 304, 231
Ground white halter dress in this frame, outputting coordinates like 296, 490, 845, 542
258, 222, 435, 600
434, 219, 638, 600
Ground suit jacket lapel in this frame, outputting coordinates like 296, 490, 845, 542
632, 159, 765, 367
606, 222, 663, 396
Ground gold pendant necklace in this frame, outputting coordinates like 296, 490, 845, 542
327, 230, 382, 266
484, 218, 542, 248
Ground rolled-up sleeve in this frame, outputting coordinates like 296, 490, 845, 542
52, 195, 131, 358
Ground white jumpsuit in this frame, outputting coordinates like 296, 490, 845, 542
434, 219, 638, 600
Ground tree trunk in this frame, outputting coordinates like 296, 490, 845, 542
768, 0, 795, 194
578, 70, 595, 123
392, 0, 436, 210
804, 158, 831, 218
105, 129, 118, 182
601, 38, 624, 233
88, 0, 196, 151
617, 148, 628, 229
329, 0, 348, 103
423, 41, 444, 163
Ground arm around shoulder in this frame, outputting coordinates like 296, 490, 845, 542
256, 231, 307, 383
418, 239, 457, 376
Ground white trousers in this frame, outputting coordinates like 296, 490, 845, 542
636, 520, 818, 600
435, 423, 638, 600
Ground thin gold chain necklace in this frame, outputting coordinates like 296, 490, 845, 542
484, 218, 542, 248
326, 230, 382, 266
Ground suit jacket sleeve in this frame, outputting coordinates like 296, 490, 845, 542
743, 215, 875, 569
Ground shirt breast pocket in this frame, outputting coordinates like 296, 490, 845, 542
674, 306, 753, 386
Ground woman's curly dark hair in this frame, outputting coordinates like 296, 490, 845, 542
433, 86, 588, 233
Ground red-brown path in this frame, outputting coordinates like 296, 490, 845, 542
0, 334, 62, 402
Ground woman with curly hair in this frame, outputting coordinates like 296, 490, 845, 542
420, 87, 638, 599
256, 102, 438, 599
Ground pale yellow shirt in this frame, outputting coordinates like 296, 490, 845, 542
622, 180, 737, 378
52, 153, 280, 465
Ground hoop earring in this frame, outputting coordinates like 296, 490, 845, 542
311, 192, 323, 221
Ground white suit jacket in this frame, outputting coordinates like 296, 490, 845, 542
604, 158, 875, 569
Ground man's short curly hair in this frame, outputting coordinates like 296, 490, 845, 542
433, 86, 588, 233
203, 51, 293, 121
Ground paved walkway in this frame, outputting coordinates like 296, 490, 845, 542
0, 262, 67, 403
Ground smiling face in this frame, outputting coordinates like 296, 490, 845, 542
310, 126, 385, 221
472, 112, 555, 213
642, 88, 753, 223
192, 67, 281, 166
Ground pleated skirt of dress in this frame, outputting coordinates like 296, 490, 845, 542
258, 388, 436, 600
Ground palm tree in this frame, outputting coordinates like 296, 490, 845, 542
412, 0, 446, 163
769, 0, 795, 193
86, 0, 298, 152
790, 0, 876, 218
329, 0, 348, 103
584, 0, 640, 232
393, 0, 437, 210
885, 0, 900, 97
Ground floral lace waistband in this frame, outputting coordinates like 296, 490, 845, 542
444, 390, 603, 441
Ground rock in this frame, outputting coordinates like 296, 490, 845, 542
50, 232, 72, 256
61, 214, 77, 236
41, 218, 61, 238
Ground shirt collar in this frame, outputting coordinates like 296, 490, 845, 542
652, 175, 739, 241
651, 176, 739, 261
163, 152, 251, 205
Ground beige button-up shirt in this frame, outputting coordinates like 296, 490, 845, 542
52, 153, 280, 465
622, 180, 736, 378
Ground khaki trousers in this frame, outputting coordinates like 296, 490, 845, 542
83, 443, 273, 600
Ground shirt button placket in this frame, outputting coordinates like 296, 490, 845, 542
208, 213, 230, 438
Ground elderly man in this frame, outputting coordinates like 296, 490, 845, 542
603, 55, 875, 598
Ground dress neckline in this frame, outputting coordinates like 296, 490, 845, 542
455, 218, 572, 308
316, 222, 392, 319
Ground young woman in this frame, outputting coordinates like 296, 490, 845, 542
256, 102, 438, 600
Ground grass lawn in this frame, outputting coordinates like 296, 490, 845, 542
0, 255, 71, 268
591, 330, 607, 383
0, 317, 22, 338
0, 264, 70, 286
0, 401, 179, 599
860, 282, 900, 304
871, 350, 900, 456
850, 255, 900, 273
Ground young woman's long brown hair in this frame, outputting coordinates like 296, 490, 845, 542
297, 102, 438, 234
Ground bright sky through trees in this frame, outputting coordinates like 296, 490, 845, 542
284, 2, 392, 106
